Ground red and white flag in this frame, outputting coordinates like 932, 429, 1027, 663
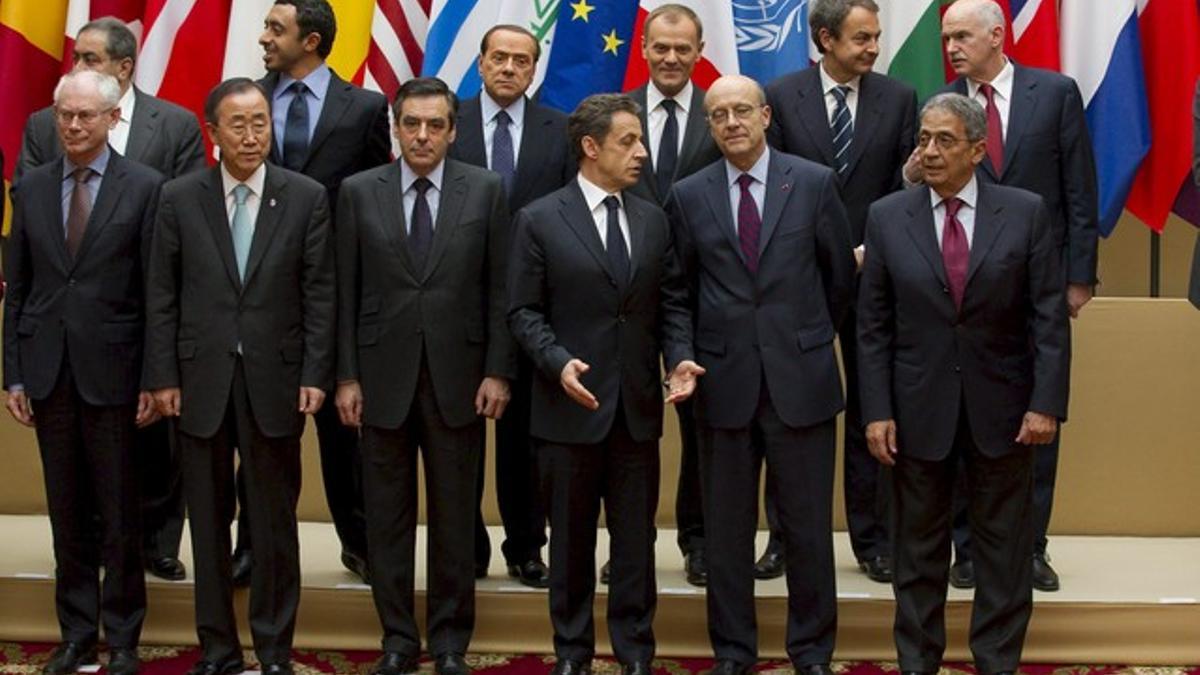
623, 0, 739, 91
365, 0, 429, 100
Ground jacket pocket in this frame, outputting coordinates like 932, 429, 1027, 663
695, 331, 726, 356
102, 321, 141, 344
357, 324, 379, 346
360, 296, 381, 316
177, 340, 197, 360
796, 324, 835, 352
16, 316, 38, 337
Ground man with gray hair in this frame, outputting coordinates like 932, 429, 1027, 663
858, 92, 1070, 674
4, 69, 165, 675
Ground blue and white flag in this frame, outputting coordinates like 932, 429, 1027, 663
733, 0, 812, 85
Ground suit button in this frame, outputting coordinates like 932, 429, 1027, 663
953, 365, 961, 373
618, 315, 626, 323
68, 279, 76, 287
942, 286, 950, 294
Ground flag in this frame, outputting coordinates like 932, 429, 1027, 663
365, 0, 429, 99
63, 0, 147, 71
1007, 0, 1059, 70
221, 0, 272, 80
622, 0, 738, 91
877, 0, 950, 101
1062, 0, 1150, 236
539, 0, 640, 112
1125, 0, 1200, 232
732, 0, 809, 85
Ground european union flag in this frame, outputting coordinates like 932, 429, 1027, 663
539, 0, 641, 113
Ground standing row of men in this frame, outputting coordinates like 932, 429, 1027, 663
2, 1, 1096, 675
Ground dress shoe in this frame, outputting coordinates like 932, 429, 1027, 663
434, 653, 470, 675
371, 651, 419, 675
948, 559, 975, 589
43, 642, 97, 675
340, 550, 371, 585
145, 556, 187, 581
753, 547, 784, 580
184, 659, 245, 675
107, 648, 140, 675
621, 662, 653, 675
795, 665, 833, 675
857, 556, 892, 583
1032, 552, 1060, 592
705, 660, 752, 675
684, 550, 707, 587
261, 664, 293, 675
599, 561, 611, 585
550, 659, 592, 675
507, 558, 550, 588
230, 549, 252, 589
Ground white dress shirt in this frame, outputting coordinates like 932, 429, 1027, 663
109, 85, 136, 155
966, 58, 1014, 135
646, 80, 692, 167
819, 62, 861, 127
725, 147, 770, 232
576, 172, 631, 256
400, 159, 445, 231
221, 161, 266, 229
930, 175, 979, 249
480, 92, 526, 169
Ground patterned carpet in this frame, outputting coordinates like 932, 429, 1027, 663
1, 645, 1197, 675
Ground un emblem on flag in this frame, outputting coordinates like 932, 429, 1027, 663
733, 0, 807, 52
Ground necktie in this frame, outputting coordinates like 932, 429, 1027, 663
830, 85, 854, 176
979, 83, 1004, 174
603, 195, 630, 289
941, 197, 969, 310
65, 167, 93, 259
736, 174, 761, 273
656, 98, 679, 199
283, 81, 310, 170
492, 109, 516, 197
231, 184, 254, 281
408, 177, 434, 269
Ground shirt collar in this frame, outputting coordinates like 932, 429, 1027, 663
220, 160, 267, 200
648, 79, 693, 115
400, 158, 446, 194
481, 91, 527, 128
967, 57, 1014, 101
277, 62, 332, 102
63, 145, 111, 180
929, 174, 979, 212
725, 146, 771, 190
116, 85, 136, 124
576, 172, 623, 213
818, 61, 861, 96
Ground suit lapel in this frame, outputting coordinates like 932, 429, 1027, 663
45, 158, 73, 273
624, 194, 646, 288
373, 162, 420, 279
700, 164, 744, 266
304, 72, 353, 171
1000, 65, 1037, 181
903, 189, 949, 288
70, 152, 124, 267
242, 165, 288, 289
560, 182, 613, 282
262, 73, 284, 165
420, 161, 468, 282
794, 68, 838, 167
842, 73, 882, 181
456, 97, 488, 168
513, 100, 555, 207
758, 152, 793, 255
964, 183, 1007, 289
200, 167, 243, 292
124, 88, 159, 166
676, 86, 710, 178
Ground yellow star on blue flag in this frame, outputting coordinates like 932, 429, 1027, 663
541, 0, 640, 111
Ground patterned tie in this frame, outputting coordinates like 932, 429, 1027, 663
979, 83, 1004, 174
941, 197, 969, 310
830, 85, 854, 175
231, 184, 254, 281
656, 98, 679, 199
492, 109, 516, 197
736, 174, 761, 273
408, 177, 434, 269
65, 167, 93, 259
603, 195, 630, 290
282, 81, 310, 170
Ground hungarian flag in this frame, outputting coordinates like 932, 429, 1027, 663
877, 0, 951, 101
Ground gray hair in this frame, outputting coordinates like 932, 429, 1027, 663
921, 93, 987, 142
808, 0, 880, 54
54, 70, 122, 109
957, 0, 1006, 31
79, 16, 138, 67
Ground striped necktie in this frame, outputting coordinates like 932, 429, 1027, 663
830, 85, 853, 175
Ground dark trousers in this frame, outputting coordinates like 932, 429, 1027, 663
699, 387, 837, 667
362, 360, 481, 658
539, 407, 660, 665
474, 356, 547, 567
673, 398, 705, 556
136, 418, 185, 560
180, 360, 302, 667
891, 410, 1034, 674
33, 359, 145, 649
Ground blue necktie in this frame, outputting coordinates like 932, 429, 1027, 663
231, 184, 253, 281
604, 195, 629, 291
408, 177, 434, 269
656, 98, 679, 199
830, 85, 853, 175
283, 81, 309, 170
492, 109, 516, 197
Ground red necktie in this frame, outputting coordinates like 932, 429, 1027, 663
942, 197, 969, 311
979, 83, 1004, 174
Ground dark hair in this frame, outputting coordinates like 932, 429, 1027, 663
643, 3, 703, 43
808, 0, 879, 53
204, 78, 269, 124
79, 16, 138, 68
567, 94, 642, 162
480, 24, 542, 62
391, 77, 459, 127
274, 0, 337, 58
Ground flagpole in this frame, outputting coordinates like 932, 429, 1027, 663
1150, 230, 1161, 297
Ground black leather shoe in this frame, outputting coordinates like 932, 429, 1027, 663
184, 659, 245, 675
145, 556, 186, 581
684, 550, 707, 587
371, 652, 418, 675
230, 549, 252, 588
948, 559, 975, 589
507, 558, 550, 588
434, 654, 469, 675
107, 648, 140, 675
621, 662, 653, 675
43, 642, 97, 675
341, 550, 371, 585
795, 665, 832, 675
858, 556, 892, 583
550, 659, 592, 675
705, 660, 752, 675
753, 547, 784, 580
1032, 552, 1060, 592
599, 561, 611, 585
261, 665, 293, 675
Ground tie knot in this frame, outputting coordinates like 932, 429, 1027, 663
943, 197, 963, 218
290, 80, 308, 96
737, 173, 755, 191
603, 194, 621, 214
978, 82, 995, 100
661, 98, 678, 114
232, 183, 251, 206
495, 109, 511, 127
72, 167, 93, 184
831, 85, 851, 103
413, 177, 433, 195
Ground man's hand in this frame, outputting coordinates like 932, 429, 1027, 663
865, 420, 898, 466
5, 390, 35, 427
560, 359, 599, 410
135, 391, 161, 428
153, 387, 181, 417
298, 387, 325, 415
336, 381, 363, 428
665, 360, 706, 404
475, 376, 511, 420
1067, 283, 1093, 318
902, 147, 924, 185
1015, 411, 1057, 445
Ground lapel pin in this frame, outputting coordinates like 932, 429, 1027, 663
269, 198, 277, 208
782, 183, 791, 192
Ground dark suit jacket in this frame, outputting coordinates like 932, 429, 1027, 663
627, 84, 722, 208
944, 64, 1099, 285
765, 67, 917, 246
449, 95, 575, 214
16, 87, 205, 182
261, 70, 391, 213
144, 164, 335, 439
4, 152, 163, 404
670, 150, 856, 430
508, 182, 692, 445
857, 182, 1070, 461
336, 159, 516, 430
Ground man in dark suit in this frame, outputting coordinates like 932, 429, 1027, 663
858, 92, 1070, 675
4, 70, 163, 675
229, 0, 391, 587
448, 24, 573, 588
144, 78, 335, 675
763, 0, 916, 584
670, 75, 855, 675
16, 16, 206, 583
509, 93, 700, 675
335, 77, 514, 675
911, 0, 1097, 592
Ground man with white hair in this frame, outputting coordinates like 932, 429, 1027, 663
4, 69, 164, 675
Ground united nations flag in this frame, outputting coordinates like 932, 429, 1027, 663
733, 0, 812, 83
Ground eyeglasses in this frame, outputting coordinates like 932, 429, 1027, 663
707, 104, 760, 126
54, 108, 113, 125
916, 131, 970, 150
